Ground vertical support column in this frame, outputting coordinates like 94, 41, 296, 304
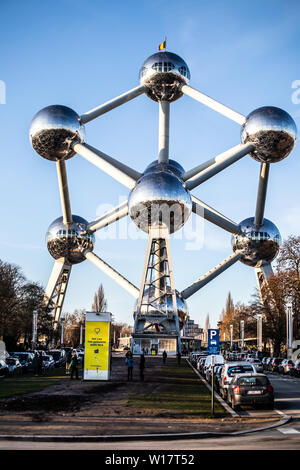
158, 101, 170, 163
56, 160, 73, 225
254, 163, 270, 228
230, 324, 233, 350
254, 262, 273, 303
133, 226, 181, 354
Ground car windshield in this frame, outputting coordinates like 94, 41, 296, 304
13, 353, 28, 359
227, 366, 254, 376
42, 356, 51, 361
237, 376, 269, 386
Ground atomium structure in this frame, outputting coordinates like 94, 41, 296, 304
30, 49, 297, 354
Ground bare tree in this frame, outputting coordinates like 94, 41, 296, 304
91, 283, 107, 312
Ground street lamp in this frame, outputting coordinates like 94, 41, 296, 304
240, 320, 245, 351
32, 310, 38, 349
230, 324, 233, 350
60, 317, 65, 346
286, 303, 293, 359
257, 314, 263, 352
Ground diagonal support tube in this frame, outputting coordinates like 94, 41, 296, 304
181, 252, 242, 300
158, 100, 170, 163
254, 163, 270, 228
56, 160, 73, 225
87, 201, 129, 233
80, 85, 146, 123
192, 195, 241, 235
185, 143, 254, 190
72, 142, 140, 190
84, 250, 139, 298
181, 84, 246, 125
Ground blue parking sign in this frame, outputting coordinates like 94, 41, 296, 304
207, 329, 220, 354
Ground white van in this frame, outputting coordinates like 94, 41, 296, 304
203, 354, 225, 379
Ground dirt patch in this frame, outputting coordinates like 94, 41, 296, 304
0, 356, 284, 437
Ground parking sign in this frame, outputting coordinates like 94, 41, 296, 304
207, 329, 220, 354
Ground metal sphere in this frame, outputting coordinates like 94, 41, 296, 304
134, 286, 189, 329
139, 51, 190, 102
241, 106, 297, 163
232, 217, 281, 267
128, 161, 192, 234
46, 215, 95, 265
30, 105, 85, 161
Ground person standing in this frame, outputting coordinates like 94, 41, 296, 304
65, 349, 72, 375
139, 353, 145, 381
177, 351, 181, 365
162, 350, 167, 364
127, 352, 134, 381
33, 353, 39, 376
69, 350, 79, 380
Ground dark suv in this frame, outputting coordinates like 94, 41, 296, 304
268, 358, 283, 373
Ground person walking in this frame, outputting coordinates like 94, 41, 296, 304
139, 353, 145, 381
127, 352, 134, 381
69, 350, 79, 380
162, 350, 167, 364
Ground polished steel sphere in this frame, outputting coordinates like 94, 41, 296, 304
46, 215, 95, 264
128, 160, 192, 234
139, 51, 190, 102
232, 217, 281, 267
241, 106, 297, 163
134, 286, 188, 329
30, 105, 85, 161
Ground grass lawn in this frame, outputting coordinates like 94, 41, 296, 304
127, 360, 227, 418
0, 367, 70, 399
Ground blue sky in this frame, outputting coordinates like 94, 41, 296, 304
0, 0, 299, 329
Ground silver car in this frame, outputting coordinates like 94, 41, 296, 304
248, 358, 263, 373
219, 362, 256, 400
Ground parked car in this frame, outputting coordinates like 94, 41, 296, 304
0, 359, 9, 377
278, 359, 294, 375
42, 355, 55, 371
248, 358, 263, 373
261, 357, 270, 369
219, 362, 256, 400
11, 352, 34, 372
203, 354, 224, 378
290, 360, 300, 377
213, 366, 223, 394
197, 356, 207, 374
227, 373, 274, 411
48, 349, 66, 367
6, 357, 23, 376
263, 357, 272, 370
268, 358, 283, 373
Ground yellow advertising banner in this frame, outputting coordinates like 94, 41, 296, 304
84, 312, 111, 380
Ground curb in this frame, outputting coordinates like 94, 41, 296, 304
0, 415, 292, 442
